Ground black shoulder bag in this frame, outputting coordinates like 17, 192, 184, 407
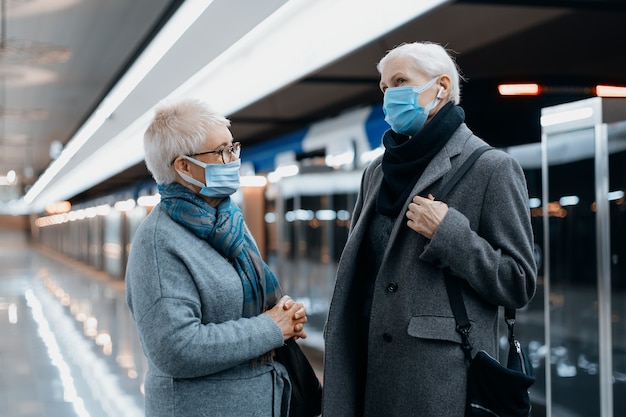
438, 146, 535, 417
274, 338, 323, 417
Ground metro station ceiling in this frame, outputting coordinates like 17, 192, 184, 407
0, 0, 625, 210
230, 1, 626, 150
0, 0, 181, 205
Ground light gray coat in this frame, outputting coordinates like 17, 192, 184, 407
126, 205, 289, 417
322, 124, 537, 417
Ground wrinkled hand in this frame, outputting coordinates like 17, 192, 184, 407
406, 194, 449, 239
264, 295, 308, 341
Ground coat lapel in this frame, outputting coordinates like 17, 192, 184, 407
343, 124, 474, 273
407, 123, 473, 201
347, 161, 382, 246
385, 124, 473, 250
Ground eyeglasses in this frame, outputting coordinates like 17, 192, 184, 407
189, 142, 241, 164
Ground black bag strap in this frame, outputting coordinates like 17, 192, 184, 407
437, 145, 492, 200
445, 273, 518, 362
443, 272, 474, 361
434, 145, 513, 361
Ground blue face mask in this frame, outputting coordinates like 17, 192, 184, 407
382, 77, 441, 136
176, 157, 241, 198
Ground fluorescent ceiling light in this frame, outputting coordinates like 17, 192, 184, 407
285, 209, 315, 222
596, 84, 626, 97
240, 175, 268, 187
337, 210, 351, 221
114, 199, 137, 212
498, 83, 540, 96
22, 0, 446, 212
269, 164, 300, 182
325, 151, 355, 168
30, 114, 151, 212
559, 195, 579, 207
608, 190, 624, 201
360, 147, 384, 164
172, 0, 448, 114
23, 0, 214, 206
45, 201, 71, 214
97, 0, 216, 120
137, 194, 161, 207
528, 198, 541, 209
316, 210, 337, 221
540, 107, 594, 127
0, 175, 16, 186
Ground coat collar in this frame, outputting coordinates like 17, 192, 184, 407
410, 123, 473, 199
351, 123, 473, 250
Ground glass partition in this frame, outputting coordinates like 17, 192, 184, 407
541, 97, 626, 417
608, 122, 626, 416
544, 126, 600, 416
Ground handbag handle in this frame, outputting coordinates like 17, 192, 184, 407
445, 272, 518, 362
431, 145, 519, 361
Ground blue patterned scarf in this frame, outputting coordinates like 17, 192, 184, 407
158, 182, 281, 317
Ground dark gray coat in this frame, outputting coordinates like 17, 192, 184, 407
126, 205, 289, 417
322, 124, 537, 417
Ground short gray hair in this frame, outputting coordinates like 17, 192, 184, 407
143, 99, 231, 184
376, 41, 464, 104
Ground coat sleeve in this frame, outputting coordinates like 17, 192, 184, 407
134, 297, 284, 378
125, 212, 285, 379
420, 153, 537, 308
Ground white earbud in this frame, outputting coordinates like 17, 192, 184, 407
437, 86, 444, 99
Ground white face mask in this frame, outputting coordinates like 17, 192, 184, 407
176, 156, 241, 198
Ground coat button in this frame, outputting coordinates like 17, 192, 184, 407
383, 333, 393, 342
386, 282, 398, 292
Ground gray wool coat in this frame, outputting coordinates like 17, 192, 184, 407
322, 124, 537, 417
125, 205, 290, 417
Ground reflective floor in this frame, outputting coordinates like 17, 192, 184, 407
0, 230, 325, 417
0, 231, 144, 417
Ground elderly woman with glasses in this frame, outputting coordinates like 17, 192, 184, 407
125, 99, 308, 417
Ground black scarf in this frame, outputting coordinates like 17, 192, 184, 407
376, 102, 465, 217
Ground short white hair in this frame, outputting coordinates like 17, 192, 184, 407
377, 41, 464, 104
143, 99, 231, 184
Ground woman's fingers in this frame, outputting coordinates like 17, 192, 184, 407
269, 296, 309, 340
281, 295, 293, 309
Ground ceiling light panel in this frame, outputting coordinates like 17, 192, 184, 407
23, 0, 448, 212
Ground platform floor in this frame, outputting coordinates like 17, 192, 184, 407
0, 235, 146, 417
0, 231, 325, 417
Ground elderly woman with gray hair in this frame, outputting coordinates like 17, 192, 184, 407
125, 99, 308, 417
322, 41, 537, 416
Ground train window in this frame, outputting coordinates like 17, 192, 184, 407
88, 215, 103, 270
283, 197, 295, 260
300, 195, 324, 262
103, 210, 123, 278
331, 193, 356, 262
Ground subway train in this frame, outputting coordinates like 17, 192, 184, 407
30, 100, 626, 416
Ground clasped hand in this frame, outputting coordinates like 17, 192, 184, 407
406, 194, 449, 239
265, 295, 308, 341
